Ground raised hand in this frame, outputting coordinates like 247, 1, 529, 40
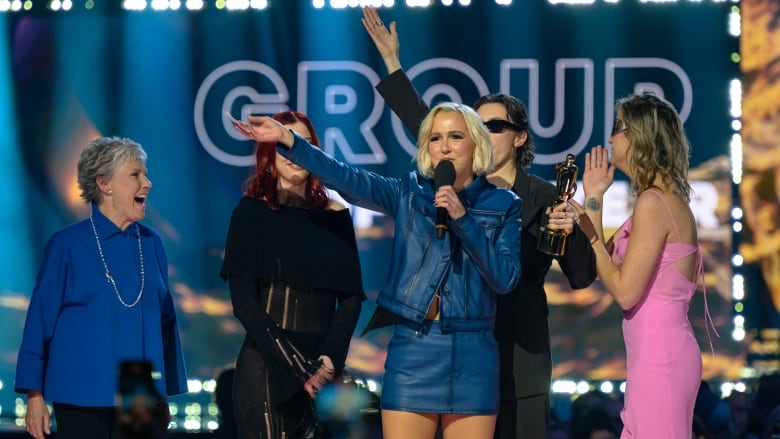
361, 7, 402, 74
582, 145, 615, 197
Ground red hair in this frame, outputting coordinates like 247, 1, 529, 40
244, 111, 329, 210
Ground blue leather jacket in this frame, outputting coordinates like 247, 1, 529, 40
279, 135, 522, 332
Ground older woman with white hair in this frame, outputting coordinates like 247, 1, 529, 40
15, 136, 187, 439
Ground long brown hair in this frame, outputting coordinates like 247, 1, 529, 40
617, 93, 692, 202
244, 111, 329, 210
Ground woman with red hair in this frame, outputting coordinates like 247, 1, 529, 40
220, 111, 365, 439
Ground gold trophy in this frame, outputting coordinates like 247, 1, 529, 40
537, 154, 578, 256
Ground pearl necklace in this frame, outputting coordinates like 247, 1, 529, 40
89, 215, 145, 307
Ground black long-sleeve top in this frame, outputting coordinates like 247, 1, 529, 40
221, 196, 365, 403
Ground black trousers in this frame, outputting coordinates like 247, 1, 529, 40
53, 403, 117, 439
494, 393, 550, 439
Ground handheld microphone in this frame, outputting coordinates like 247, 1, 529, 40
433, 160, 456, 240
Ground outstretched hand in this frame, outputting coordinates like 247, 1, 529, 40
230, 115, 295, 148
361, 7, 401, 74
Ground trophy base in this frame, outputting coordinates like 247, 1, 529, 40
537, 228, 568, 256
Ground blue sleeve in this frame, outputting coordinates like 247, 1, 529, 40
278, 135, 404, 217
14, 234, 68, 394
450, 197, 523, 295
153, 234, 188, 396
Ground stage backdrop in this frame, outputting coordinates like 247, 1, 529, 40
0, 1, 748, 413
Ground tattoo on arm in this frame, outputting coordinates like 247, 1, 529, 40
585, 197, 601, 211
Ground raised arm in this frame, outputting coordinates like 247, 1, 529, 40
362, 6, 429, 138
235, 116, 404, 217
362, 7, 401, 75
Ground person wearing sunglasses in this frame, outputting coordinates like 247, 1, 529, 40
571, 93, 708, 438
361, 7, 597, 439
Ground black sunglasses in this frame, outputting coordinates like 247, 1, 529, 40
611, 118, 628, 136
483, 119, 523, 134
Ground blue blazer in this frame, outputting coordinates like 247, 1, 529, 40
15, 204, 188, 406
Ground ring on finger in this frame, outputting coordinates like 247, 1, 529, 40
562, 212, 567, 219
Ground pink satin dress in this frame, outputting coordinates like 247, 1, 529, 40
611, 191, 703, 439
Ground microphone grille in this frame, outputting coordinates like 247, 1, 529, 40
434, 161, 456, 189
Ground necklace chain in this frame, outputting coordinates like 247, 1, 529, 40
89, 215, 145, 307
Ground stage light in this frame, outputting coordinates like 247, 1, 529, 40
720, 381, 734, 397
225, 0, 249, 9
183, 419, 202, 430
599, 381, 614, 393
732, 254, 743, 266
729, 79, 742, 118
732, 207, 743, 219
551, 379, 577, 394
732, 221, 742, 232
576, 380, 590, 394
732, 274, 744, 300
187, 378, 204, 393
185, 0, 204, 9
549, 0, 595, 4
201, 378, 217, 392
728, 5, 740, 36
49, 0, 73, 11
123, 0, 148, 11
730, 133, 742, 184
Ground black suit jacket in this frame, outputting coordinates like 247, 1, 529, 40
376, 69, 597, 397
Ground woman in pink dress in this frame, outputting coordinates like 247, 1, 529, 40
571, 93, 703, 438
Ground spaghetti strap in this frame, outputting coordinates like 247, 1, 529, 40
642, 189, 682, 242
697, 247, 720, 355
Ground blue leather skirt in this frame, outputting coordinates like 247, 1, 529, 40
380, 319, 499, 414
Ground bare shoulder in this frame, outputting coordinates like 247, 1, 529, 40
635, 189, 696, 242
326, 199, 348, 211
634, 189, 668, 213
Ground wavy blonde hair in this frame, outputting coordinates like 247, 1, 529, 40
415, 102, 494, 178
617, 93, 692, 202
